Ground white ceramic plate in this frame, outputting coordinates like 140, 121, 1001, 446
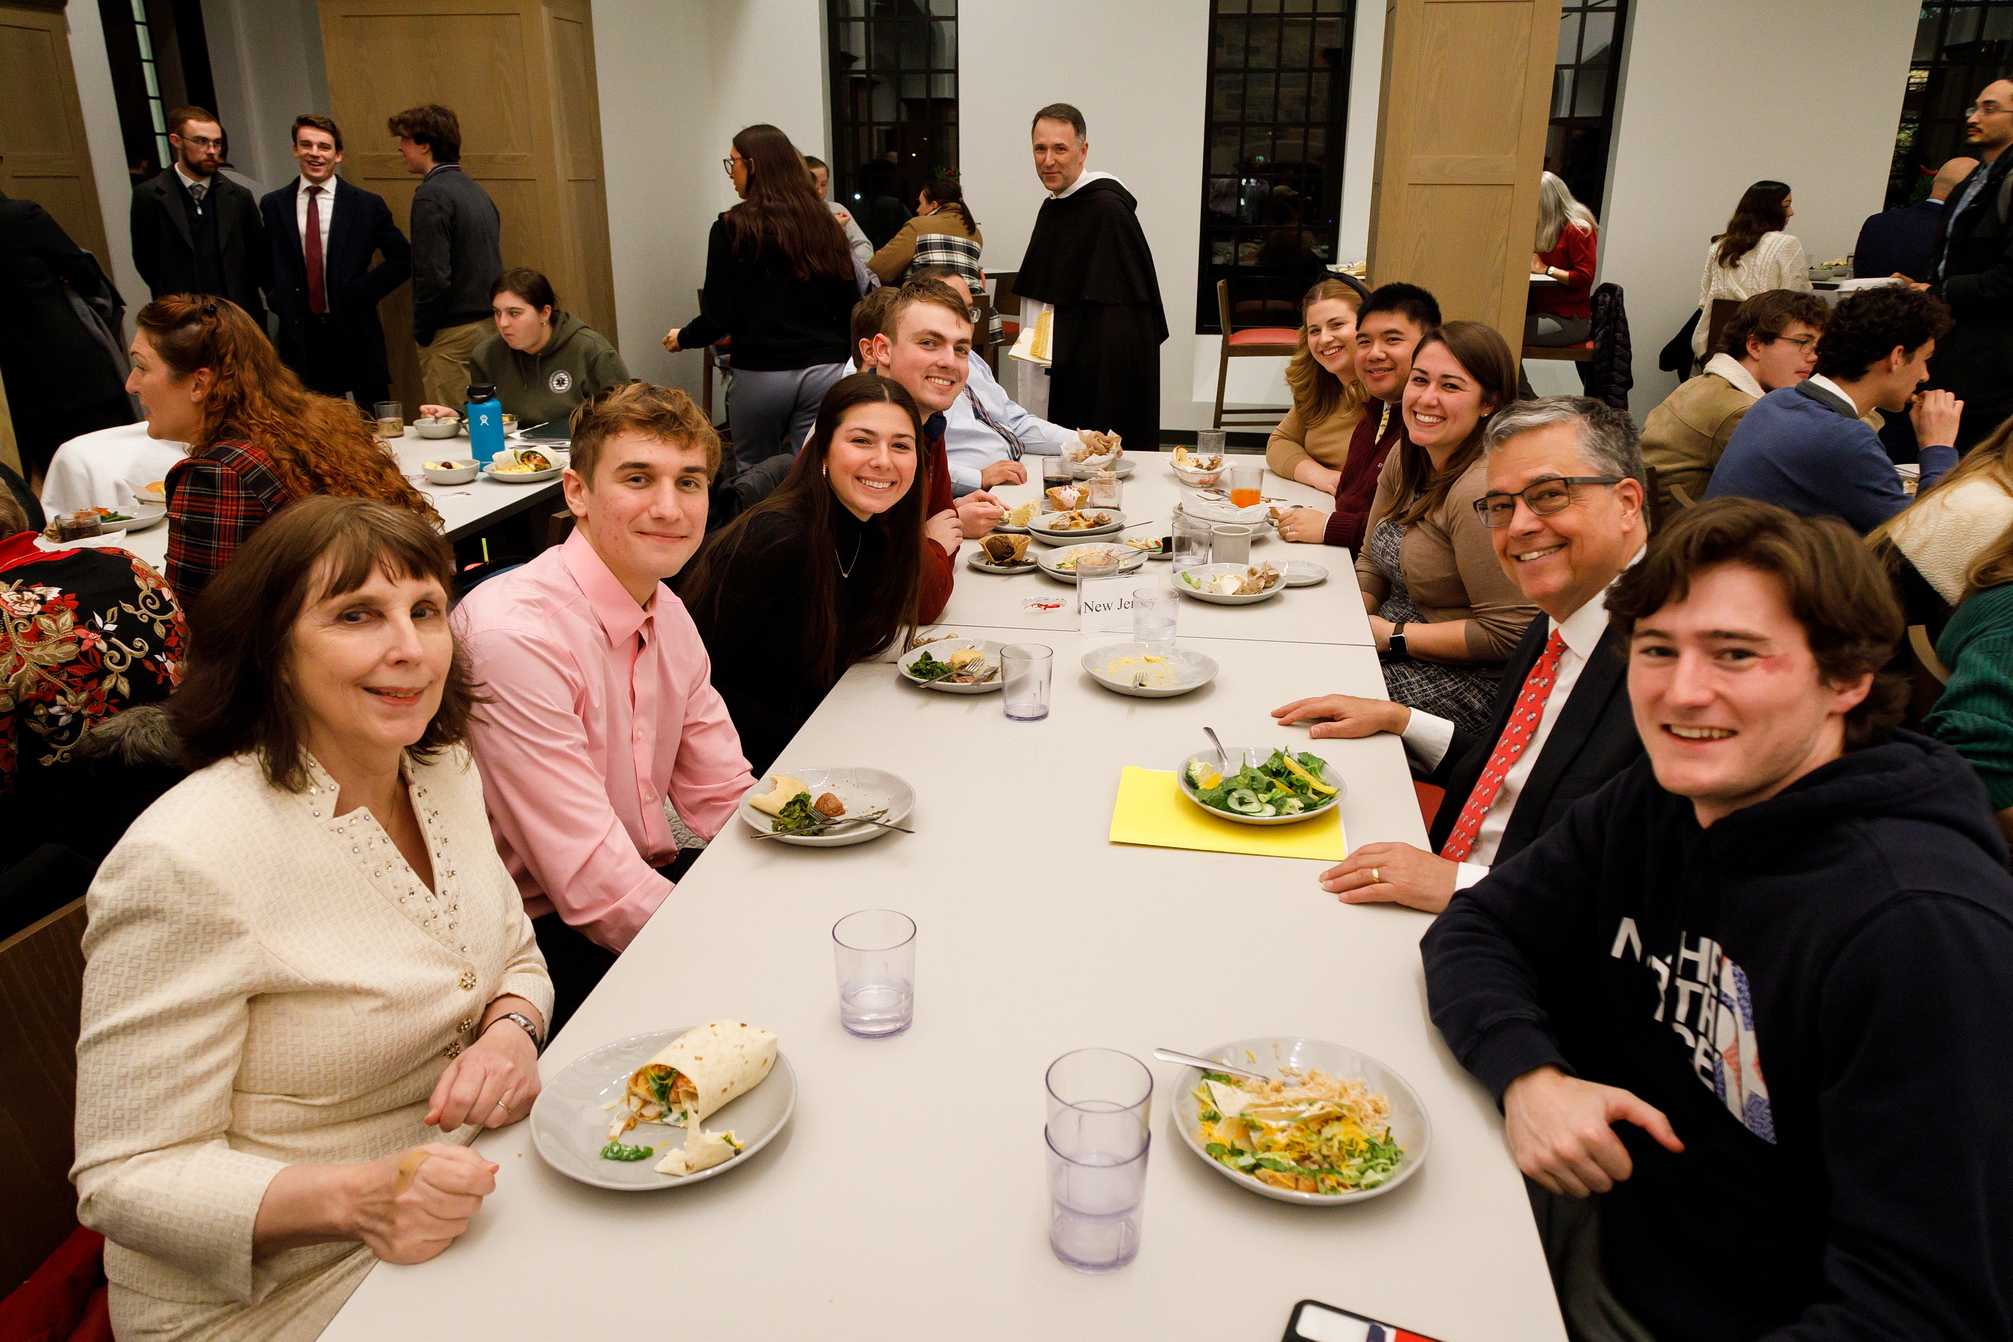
1282, 561, 1329, 587
897, 638, 1005, 694
1036, 543, 1149, 584
1027, 509, 1126, 542
1176, 745, 1344, 825
530, 1028, 797, 1191
1176, 563, 1286, 604
1081, 642, 1219, 698
966, 548, 1038, 574
1171, 1035, 1430, 1206
735, 765, 915, 847
484, 462, 563, 484
1068, 455, 1135, 479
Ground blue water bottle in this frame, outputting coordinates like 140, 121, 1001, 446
465, 383, 505, 465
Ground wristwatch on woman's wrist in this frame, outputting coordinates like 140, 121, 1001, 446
483, 1010, 544, 1054
1387, 621, 1408, 660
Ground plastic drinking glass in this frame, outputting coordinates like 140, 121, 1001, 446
831, 909, 916, 1038
1196, 429, 1227, 456
1043, 1048, 1153, 1272
1133, 585, 1175, 653
1171, 513, 1212, 572
1229, 461, 1263, 509
1074, 549, 1120, 584
1042, 456, 1073, 507
1002, 644, 1054, 720
373, 401, 404, 438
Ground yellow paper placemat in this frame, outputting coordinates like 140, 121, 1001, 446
1109, 767, 1346, 860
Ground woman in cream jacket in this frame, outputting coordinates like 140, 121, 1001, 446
72, 496, 553, 1342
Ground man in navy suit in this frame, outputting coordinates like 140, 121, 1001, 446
1854, 156, 1976, 281
1271, 398, 1650, 914
260, 114, 410, 407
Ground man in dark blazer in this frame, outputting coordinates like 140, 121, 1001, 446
1924, 78, 2013, 451
1853, 156, 1976, 282
1273, 398, 1648, 913
260, 114, 410, 407
129, 106, 266, 324
0, 172, 133, 481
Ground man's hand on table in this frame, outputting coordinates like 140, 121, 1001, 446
1317, 841, 1458, 912
1272, 693, 1409, 739
981, 460, 1027, 488
1504, 1066, 1684, 1198
955, 489, 1005, 538
1276, 507, 1329, 544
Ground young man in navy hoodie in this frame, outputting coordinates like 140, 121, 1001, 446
1424, 497, 2013, 1342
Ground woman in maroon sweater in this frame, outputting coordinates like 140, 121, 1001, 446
1526, 171, 1598, 347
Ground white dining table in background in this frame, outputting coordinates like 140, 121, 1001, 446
321, 620, 1565, 1338
37, 422, 188, 515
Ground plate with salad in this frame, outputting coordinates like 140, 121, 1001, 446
735, 765, 915, 847
1178, 746, 1343, 825
897, 638, 1005, 694
1171, 1035, 1430, 1206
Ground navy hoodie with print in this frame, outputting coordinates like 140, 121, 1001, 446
1423, 732, 2013, 1342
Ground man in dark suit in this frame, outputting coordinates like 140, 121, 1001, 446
260, 114, 410, 407
1854, 157, 1976, 282
129, 106, 266, 324
1922, 78, 2013, 451
0, 169, 134, 482
1273, 398, 1649, 913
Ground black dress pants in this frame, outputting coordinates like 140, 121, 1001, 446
294, 313, 389, 409
531, 847, 701, 1037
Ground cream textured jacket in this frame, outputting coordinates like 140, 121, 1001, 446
72, 745, 552, 1342
1690, 231, 1814, 359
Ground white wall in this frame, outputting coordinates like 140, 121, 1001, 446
64, 2, 145, 328
200, 0, 332, 195
1600, 0, 1916, 417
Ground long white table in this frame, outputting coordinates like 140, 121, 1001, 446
323, 623, 1565, 1340
951, 458, 1374, 647
94, 431, 564, 570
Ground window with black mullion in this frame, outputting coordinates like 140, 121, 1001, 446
1886, 2, 2013, 209
826, 1, 957, 240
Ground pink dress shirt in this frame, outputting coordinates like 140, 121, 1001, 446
454, 530, 753, 951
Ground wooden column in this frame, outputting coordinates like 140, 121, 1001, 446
0, 0, 109, 265
1367, 0, 1561, 346
316, 0, 618, 409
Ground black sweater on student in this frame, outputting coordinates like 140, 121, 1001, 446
678, 216, 856, 371
1423, 733, 2013, 1342
681, 508, 890, 776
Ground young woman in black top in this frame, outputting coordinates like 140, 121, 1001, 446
664, 124, 862, 471
679, 372, 927, 774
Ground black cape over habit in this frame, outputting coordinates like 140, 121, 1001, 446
1014, 177, 1168, 451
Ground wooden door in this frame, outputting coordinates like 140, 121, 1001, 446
1367, 0, 1560, 347
317, 0, 617, 410
0, 2, 111, 266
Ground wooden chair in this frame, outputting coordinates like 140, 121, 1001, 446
1904, 623, 1954, 728
1702, 298, 1743, 368
1521, 341, 1594, 363
991, 271, 1020, 342
695, 288, 730, 424
0, 897, 89, 1295
972, 292, 998, 374
1212, 278, 1298, 429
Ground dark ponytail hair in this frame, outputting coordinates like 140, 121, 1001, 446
1714, 180, 1791, 269
726, 123, 853, 282
682, 373, 927, 688
920, 178, 979, 235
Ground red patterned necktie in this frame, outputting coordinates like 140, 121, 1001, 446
305, 185, 327, 315
1439, 628, 1567, 863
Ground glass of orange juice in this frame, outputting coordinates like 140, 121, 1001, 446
1228, 462, 1262, 509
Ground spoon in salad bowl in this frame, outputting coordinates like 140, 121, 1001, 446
1152, 1048, 1269, 1082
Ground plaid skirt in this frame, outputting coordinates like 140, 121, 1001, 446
1364, 518, 1500, 736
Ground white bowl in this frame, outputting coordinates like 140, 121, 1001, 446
414, 416, 463, 440
1170, 1035, 1431, 1206
1176, 563, 1285, 605
1172, 460, 1224, 488
1068, 456, 1135, 480
896, 638, 1005, 694
1027, 508, 1126, 542
422, 459, 479, 485
1176, 745, 1343, 825
735, 765, 914, 847
1081, 642, 1219, 698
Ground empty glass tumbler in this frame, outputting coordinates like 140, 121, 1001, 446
831, 909, 915, 1037
1002, 644, 1054, 721
1043, 1048, 1153, 1272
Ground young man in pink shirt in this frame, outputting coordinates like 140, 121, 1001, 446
455, 383, 753, 1030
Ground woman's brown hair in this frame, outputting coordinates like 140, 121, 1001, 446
1714, 180, 1791, 269
1284, 278, 1368, 429
680, 373, 927, 689
169, 496, 481, 791
1866, 410, 2013, 582
726, 124, 853, 283
1380, 320, 1518, 528
1608, 497, 1905, 749
134, 295, 438, 524
920, 177, 980, 236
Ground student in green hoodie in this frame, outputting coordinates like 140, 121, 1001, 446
421, 268, 630, 428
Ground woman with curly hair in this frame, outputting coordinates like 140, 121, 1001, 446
128, 294, 437, 600
662, 123, 861, 470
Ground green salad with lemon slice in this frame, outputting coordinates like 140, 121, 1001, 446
1185, 749, 1337, 818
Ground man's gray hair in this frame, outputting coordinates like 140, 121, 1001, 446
1483, 396, 1645, 487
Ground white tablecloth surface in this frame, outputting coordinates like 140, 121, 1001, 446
38, 422, 188, 514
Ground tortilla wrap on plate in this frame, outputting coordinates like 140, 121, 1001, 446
608, 1020, 778, 1137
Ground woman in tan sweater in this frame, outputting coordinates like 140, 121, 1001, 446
867, 178, 983, 285
73, 498, 552, 1342
1266, 278, 1369, 493
1355, 322, 1537, 734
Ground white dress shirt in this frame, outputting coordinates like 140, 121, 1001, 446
294, 175, 335, 281
1400, 554, 1639, 887
945, 354, 1079, 493
173, 162, 210, 210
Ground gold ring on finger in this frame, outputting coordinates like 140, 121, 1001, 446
1370, 868, 1380, 883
